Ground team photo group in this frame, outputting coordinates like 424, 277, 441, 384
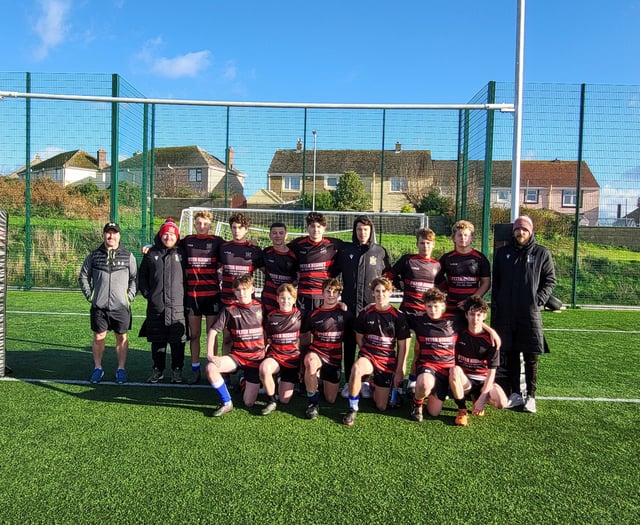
78, 209, 556, 427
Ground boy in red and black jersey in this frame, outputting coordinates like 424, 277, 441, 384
449, 295, 507, 426
302, 278, 353, 420
206, 274, 266, 417
181, 210, 225, 384
219, 212, 264, 306
342, 277, 410, 427
387, 227, 440, 393
435, 220, 491, 315
259, 284, 303, 415
261, 222, 298, 314
287, 212, 341, 320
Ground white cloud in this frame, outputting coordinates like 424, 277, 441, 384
223, 61, 237, 81
32, 0, 71, 60
151, 50, 211, 79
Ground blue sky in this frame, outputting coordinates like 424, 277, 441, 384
3, 0, 639, 103
1, 1, 640, 219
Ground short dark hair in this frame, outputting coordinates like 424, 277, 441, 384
322, 277, 342, 293
229, 213, 250, 228
306, 212, 327, 227
423, 287, 447, 304
270, 221, 287, 231
416, 228, 435, 241
232, 273, 254, 289
463, 295, 489, 313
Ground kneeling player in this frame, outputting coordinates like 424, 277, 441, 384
343, 277, 410, 426
206, 274, 265, 417
449, 295, 507, 426
259, 284, 303, 415
302, 279, 353, 420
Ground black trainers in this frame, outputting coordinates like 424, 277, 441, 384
261, 401, 277, 416
305, 403, 319, 420
343, 409, 357, 427
147, 368, 164, 383
171, 368, 183, 384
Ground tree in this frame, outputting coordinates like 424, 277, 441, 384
415, 188, 453, 216
333, 170, 371, 211
301, 191, 335, 211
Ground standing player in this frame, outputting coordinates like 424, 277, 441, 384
261, 222, 298, 314
435, 220, 491, 314
219, 213, 264, 358
206, 273, 266, 416
79, 222, 137, 384
387, 227, 441, 394
342, 277, 410, 427
449, 295, 508, 426
287, 212, 342, 320
259, 284, 303, 415
302, 278, 353, 420
181, 210, 225, 384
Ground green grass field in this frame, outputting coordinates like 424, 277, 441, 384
1, 291, 639, 524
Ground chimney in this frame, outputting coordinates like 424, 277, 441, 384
97, 149, 107, 169
395, 141, 401, 152
227, 147, 234, 169
296, 138, 303, 152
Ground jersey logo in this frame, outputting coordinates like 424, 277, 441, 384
369, 256, 377, 266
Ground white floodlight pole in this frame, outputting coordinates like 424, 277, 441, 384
511, 0, 526, 221
312, 129, 317, 211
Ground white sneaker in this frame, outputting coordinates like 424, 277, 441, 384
360, 382, 372, 399
341, 383, 350, 398
506, 392, 525, 409
523, 396, 537, 413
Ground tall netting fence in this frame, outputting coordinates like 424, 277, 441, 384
1, 72, 639, 306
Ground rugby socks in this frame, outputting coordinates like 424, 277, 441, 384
454, 397, 467, 410
348, 395, 360, 412
212, 378, 232, 405
408, 373, 417, 383
191, 362, 201, 373
412, 397, 424, 406
307, 391, 320, 405
267, 395, 277, 404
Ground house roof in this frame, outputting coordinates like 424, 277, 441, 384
490, 160, 599, 188
119, 145, 228, 171
267, 149, 434, 176
16, 149, 102, 174
268, 150, 599, 189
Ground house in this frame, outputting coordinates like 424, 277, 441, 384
489, 159, 600, 225
267, 141, 600, 223
267, 140, 445, 211
15, 149, 109, 186
118, 145, 246, 206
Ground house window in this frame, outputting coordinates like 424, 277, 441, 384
325, 175, 339, 190
188, 168, 202, 182
54, 168, 62, 182
390, 177, 408, 193
495, 190, 509, 203
524, 189, 539, 204
562, 189, 583, 208
283, 176, 301, 191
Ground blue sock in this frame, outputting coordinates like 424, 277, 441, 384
192, 362, 201, 372
349, 395, 360, 411
409, 374, 417, 382
307, 391, 320, 404
212, 378, 232, 405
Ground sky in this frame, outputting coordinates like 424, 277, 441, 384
1, 0, 640, 219
2, 0, 639, 103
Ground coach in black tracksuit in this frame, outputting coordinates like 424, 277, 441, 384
491, 215, 556, 414
333, 215, 391, 380
138, 218, 187, 384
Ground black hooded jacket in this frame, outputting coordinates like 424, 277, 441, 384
491, 233, 556, 354
332, 218, 391, 315
137, 234, 187, 343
